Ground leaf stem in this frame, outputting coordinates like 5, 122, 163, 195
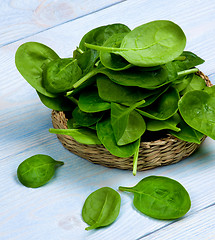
174, 56, 186, 61
133, 138, 141, 176
177, 68, 199, 77
118, 186, 135, 193
66, 69, 98, 96
66, 95, 78, 105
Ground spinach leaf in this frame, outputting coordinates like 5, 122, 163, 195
100, 33, 132, 71
169, 117, 203, 144
96, 118, 139, 158
100, 64, 177, 89
173, 51, 205, 71
82, 187, 121, 230
72, 107, 103, 127
17, 154, 64, 188
80, 23, 130, 51
179, 90, 215, 140
15, 42, 60, 97
78, 87, 111, 112
37, 91, 75, 111
180, 74, 206, 95
97, 74, 157, 105
138, 87, 179, 120
49, 128, 101, 145
146, 113, 181, 132
86, 20, 186, 67
111, 100, 146, 145
119, 176, 191, 220
43, 58, 82, 93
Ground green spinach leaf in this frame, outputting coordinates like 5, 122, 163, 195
119, 176, 191, 220
43, 58, 82, 93
72, 107, 103, 127
96, 118, 139, 158
111, 100, 146, 145
82, 187, 121, 230
15, 42, 60, 97
78, 87, 111, 112
138, 87, 179, 120
179, 90, 215, 139
17, 154, 64, 188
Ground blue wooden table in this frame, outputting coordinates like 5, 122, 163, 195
1, 1, 215, 239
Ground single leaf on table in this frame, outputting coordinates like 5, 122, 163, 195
97, 74, 158, 105
15, 42, 60, 97
137, 87, 179, 120
111, 100, 146, 145
119, 176, 191, 220
96, 118, 139, 158
179, 90, 215, 140
43, 58, 82, 93
146, 113, 181, 132
72, 107, 103, 127
78, 87, 111, 113
37, 91, 75, 111
17, 154, 64, 188
49, 128, 101, 145
82, 187, 121, 230
100, 33, 132, 71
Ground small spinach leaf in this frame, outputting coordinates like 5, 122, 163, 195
96, 118, 139, 158
111, 100, 146, 145
97, 74, 157, 105
179, 90, 215, 140
138, 87, 179, 120
72, 107, 103, 127
37, 91, 75, 111
119, 176, 191, 220
78, 87, 111, 113
17, 154, 64, 188
100, 33, 132, 71
146, 113, 181, 132
169, 117, 203, 144
82, 187, 121, 230
43, 58, 82, 93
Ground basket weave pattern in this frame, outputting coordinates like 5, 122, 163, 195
51, 72, 211, 171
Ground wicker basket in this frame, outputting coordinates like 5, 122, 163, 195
51, 71, 212, 171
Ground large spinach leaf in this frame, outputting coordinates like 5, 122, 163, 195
15, 42, 60, 97
119, 176, 191, 219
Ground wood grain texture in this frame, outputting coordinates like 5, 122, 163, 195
0, 0, 124, 47
1, 0, 215, 239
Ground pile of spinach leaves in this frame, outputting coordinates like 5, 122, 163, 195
16, 20, 213, 175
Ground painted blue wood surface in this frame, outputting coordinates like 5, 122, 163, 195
1, 0, 215, 239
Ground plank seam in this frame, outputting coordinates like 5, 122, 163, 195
0, 0, 126, 48
136, 203, 215, 239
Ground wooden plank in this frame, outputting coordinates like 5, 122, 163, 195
1, 0, 215, 239
0, 0, 124, 47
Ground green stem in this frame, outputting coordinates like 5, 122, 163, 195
177, 68, 199, 77
66, 95, 78, 105
133, 138, 141, 176
66, 69, 98, 96
118, 186, 135, 193
175, 56, 186, 61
